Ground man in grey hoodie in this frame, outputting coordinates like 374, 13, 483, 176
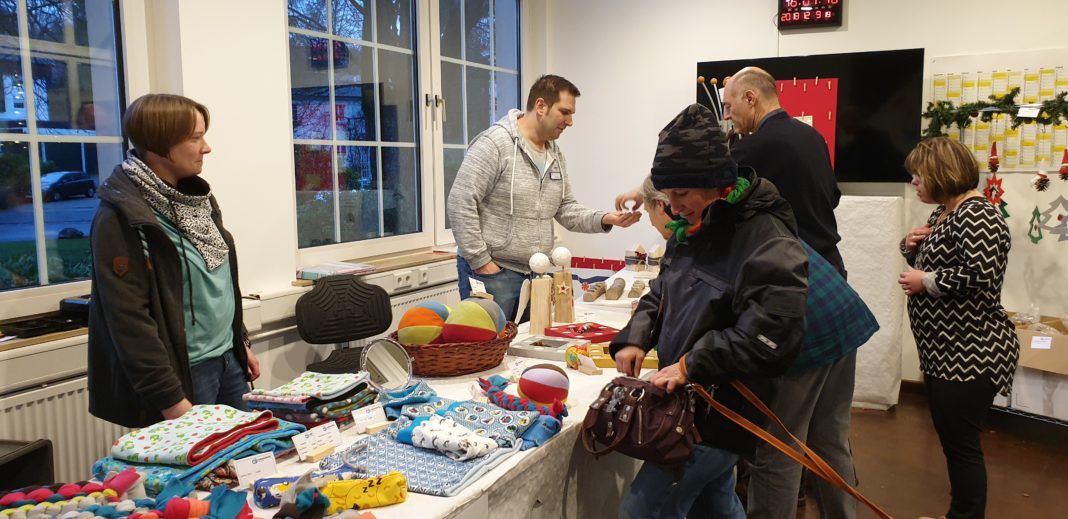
447, 75, 640, 321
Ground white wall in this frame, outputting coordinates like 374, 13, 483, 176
537, 0, 1068, 381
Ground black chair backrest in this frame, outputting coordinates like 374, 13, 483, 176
295, 275, 392, 344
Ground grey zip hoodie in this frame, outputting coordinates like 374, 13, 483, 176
447, 109, 608, 273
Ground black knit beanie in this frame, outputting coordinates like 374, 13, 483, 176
650, 103, 737, 190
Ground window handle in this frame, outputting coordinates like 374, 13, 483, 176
435, 95, 446, 123
425, 93, 435, 125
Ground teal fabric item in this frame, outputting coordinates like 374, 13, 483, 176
153, 209, 234, 364
204, 484, 248, 519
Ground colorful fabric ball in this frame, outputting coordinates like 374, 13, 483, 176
517, 364, 569, 406
441, 299, 503, 343
397, 301, 450, 344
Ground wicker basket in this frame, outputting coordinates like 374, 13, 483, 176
391, 321, 518, 377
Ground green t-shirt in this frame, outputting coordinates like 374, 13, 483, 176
153, 210, 235, 365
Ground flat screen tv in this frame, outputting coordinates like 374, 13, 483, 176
697, 48, 924, 183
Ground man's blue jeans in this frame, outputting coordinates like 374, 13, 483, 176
190, 348, 250, 411
620, 444, 746, 519
456, 257, 529, 323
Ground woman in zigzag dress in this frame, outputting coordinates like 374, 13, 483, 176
898, 136, 1019, 519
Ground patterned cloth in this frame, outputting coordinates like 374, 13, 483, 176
393, 415, 499, 461
246, 372, 367, 401
317, 423, 521, 497
789, 241, 880, 373
401, 399, 537, 449
111, 405, 277, 466
902, 197, 1019, 395
121, 153, 229, 270
377, 380, 437, 419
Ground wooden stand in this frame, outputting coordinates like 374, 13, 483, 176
552, 269, 575, 323
529, 274, 553, 335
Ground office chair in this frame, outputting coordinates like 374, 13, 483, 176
295, 274, 393, 373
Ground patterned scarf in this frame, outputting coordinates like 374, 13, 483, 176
121, 154, 229, 270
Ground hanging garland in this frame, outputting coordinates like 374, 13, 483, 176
922, 89, 1068, 138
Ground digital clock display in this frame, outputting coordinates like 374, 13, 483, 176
779, 0, 842, 29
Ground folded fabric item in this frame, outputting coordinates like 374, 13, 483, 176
313, 388, 377, 418
248, 372, 367, 401
3, 495, 159, 519
246, 399, 314, 411
253, 470, 360, 509
393, 416, 497, 461
376, 380, 436, 419
401, 400, 537, 449
290, 414, 354, 431
518, 414, 562, 450
320, 472, 407, 514
478, 375, 567, 419
96, 424, 303, 498
318, 425, 521, 497
111, 405, 277, 466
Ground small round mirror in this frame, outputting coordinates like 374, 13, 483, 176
360, 338, 413, 391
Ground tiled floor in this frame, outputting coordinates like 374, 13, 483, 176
797, 387, 1068, 518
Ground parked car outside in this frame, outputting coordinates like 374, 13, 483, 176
40, 171, 96, 202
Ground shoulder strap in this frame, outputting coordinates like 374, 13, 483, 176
691, 382, 893, 519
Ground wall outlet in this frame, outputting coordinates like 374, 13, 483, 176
393, 270, 413, 289
418, 267, 429, 285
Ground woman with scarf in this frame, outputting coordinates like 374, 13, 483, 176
87, 94, 259, 428
611, 104, 808, 518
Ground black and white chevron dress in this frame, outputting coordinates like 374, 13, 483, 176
903, 196, 1019, 395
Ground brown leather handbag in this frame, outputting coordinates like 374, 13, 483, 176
580, 376, 700, 465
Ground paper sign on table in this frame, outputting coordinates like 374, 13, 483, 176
469, 278, 487, 295
231, 451, 277, 488
352, 403, 388, 434
1031, 336, 1053, 350
293, 421, 342, 460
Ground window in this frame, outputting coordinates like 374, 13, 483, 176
0, 0, 124, 292
286, 0, 520, 257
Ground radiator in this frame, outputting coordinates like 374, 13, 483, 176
0, 376, 128, 482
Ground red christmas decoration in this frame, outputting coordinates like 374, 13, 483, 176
984, 172, 1004, 205
988, 141, 1000, 173
1059, 148, 1068, 181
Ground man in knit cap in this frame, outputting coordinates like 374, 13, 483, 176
611, 104, 808, 518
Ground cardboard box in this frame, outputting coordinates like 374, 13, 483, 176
1013, 315, 1068, 377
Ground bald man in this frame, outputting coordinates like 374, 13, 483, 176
722, 67, 859, 519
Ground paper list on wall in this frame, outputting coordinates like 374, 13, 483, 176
978, 72, 994, 100
1019, 123, 1037, 168
947, 74, 962, 103
1057, 68, 1068, 95
933, 75, 948, 102
1040, 68, 1057, 100
1037, 127, 1052, 167
963, 122, 976, 152
989, 114, 1007, 154
974, 120, 991, 160
1023, 71, 1040, 103
1004, 125, 1021, 170
961, 73, 978, 103
1007, 70, 1024, 96
992, 72, 1009, 96
1054, 125, 1067, 156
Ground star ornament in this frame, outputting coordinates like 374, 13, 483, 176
984, 173, 1004, 205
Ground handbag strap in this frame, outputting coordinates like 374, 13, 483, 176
691, 382, 893, 519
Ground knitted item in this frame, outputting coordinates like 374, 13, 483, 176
650, 104, 737, 190
319, 472, 407, 513
477, 375, 566, 419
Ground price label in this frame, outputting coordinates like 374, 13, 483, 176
352, 403, 387, 433
292, 421, 342, 460
231, 451, 277, 488
1030, 336, 1052, 350
469, 278, 488, 295
1017, 106, 1041, 118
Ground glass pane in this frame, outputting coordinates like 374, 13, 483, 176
0, 44, 27, 132
0, 1, 17, 37
294, 144, 336, 248
333, 0, 371, 41
375, 0, 412, 49
465, 66, 491, 139
26, 0, 68, 43
441, 61, 463, 145
381, 146, 418, 236
378, 49, 415, 143
464, 0, 490, 65
288, 0, 328, 32
493, 70, 517, 122
0, 141, 37, 290
438, 0, 461, 59
40, 141, 121, 284
492, 0, 517, 69
442, 147, 464, 229
334, 42, 376, 141
29, 56, 122, 136
337, 145, 379, 242
290, 34, 332, 140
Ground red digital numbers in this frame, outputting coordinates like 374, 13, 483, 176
781, 0, 841, 27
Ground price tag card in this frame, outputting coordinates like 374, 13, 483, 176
231, 451, 277, 488
352, 403, 387, 433
1031, 336, 1052, 350
469, 278, 487, 295
1017, 106, 1041, 118
292, 421, 342, 460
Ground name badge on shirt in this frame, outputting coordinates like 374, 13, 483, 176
549, 170, 563, 180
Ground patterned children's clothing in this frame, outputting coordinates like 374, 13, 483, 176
252, 470, 361, 509
319, 472, 407, 513
377, 380, 437, 419
394, 416, 498, 461
246, 372, 367, 401
110, 405, 277, 466
317, 424, 521, 497
402, 400, 537, 449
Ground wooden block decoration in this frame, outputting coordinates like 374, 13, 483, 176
529, 275, 553, 335
305, 444, 336, 463
552, 270, 575, 323
647, 245, 665, 273
364, 421, 391, 435
291, 279, 314, 287
578, 364, 603, 376
625, 244, 647, 271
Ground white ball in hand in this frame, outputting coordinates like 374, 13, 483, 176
529, 252, 552, 274
550, 246, 572, 267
